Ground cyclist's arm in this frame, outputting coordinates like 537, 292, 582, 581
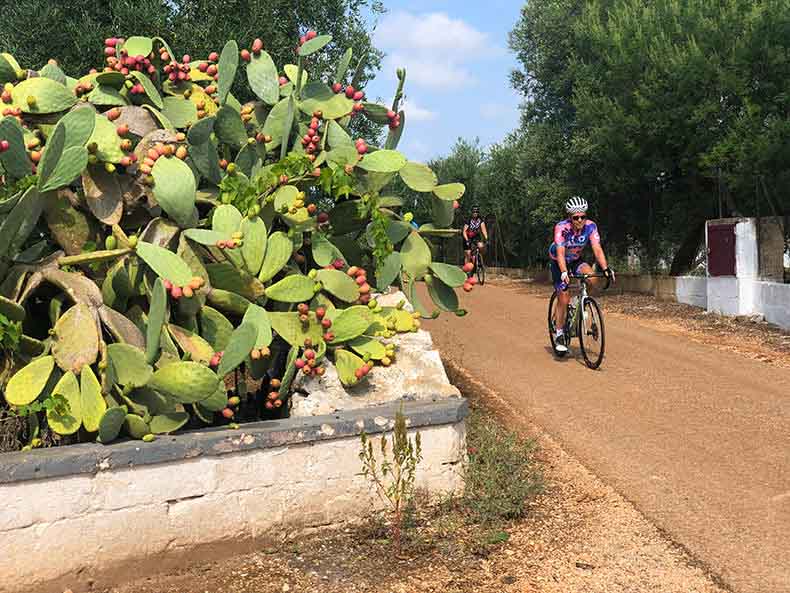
556, 246, 568, 274
481, 222, 489, 241
462, 223, 469, 242
591, 243, 608, 270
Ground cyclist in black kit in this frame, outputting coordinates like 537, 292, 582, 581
463, 206, 488, 272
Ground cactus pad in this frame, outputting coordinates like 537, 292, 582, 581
265, 274, 316, 302
79, 366, 107, 433
399, 161, 438, 192
3, 355, 55, 406
199, 306, 234, 351
135, 241, 194, 286
168, 324, 214, 364
335, 349, 367, 387
325, 306, 373, 342
429, 262, 467, 288
400, 231, 432, 279
356, 149, 407, 174
247, 51, 279, 105
97, 406, 128, 444
257, 231, 293, 282
46, 371, 82, 436
432, 182, 466, 201
52, 302, 100, 373
0, 116, 32, 178
12, 78, 77, 114
216, 321, 257, 376
149, 412, 189, 434
148, 361, 221, 403
151, 155, 198, 227
316, 269, 359, 302
107, 343, 153, 388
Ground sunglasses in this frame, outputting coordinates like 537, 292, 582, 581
572, 215, 587, 221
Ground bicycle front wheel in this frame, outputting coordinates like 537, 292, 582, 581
578, 297, 605, 369
476, 251, 485, 285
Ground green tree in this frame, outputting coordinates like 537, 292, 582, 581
1, 0, 385, 108
505, 0, 790, 272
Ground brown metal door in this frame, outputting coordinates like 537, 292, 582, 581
708, 223, 736, 276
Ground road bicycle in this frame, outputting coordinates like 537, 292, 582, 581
469, 241, 486, 286
547, 272, 610, 369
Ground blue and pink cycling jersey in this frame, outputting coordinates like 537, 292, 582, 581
549, 219, 601, 290
549, 219, 601, 263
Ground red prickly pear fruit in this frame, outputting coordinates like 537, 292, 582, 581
104, 47, 116, 57
177, 70, 187, 81
228, 396, 241, 407
279, 76, 288, 86
306, 30, 317, 40
462, 262, 474, 273
361, 365, 371, 376
357, 144, 368, 155
353, 91, 364, 101
205, 84, 216, 94
463, 283, 473, 293
332, 83, 342, 93
168, 72, 177, 81
315, 307, 326, 319
310, 118, 320, 129
209, 51, 219, 62
29, 151, 41, 163
268, 390, 279, 400
188, 276, 204, 290
209, 355, 219, 368
170, 285, 183, 299
240, 49, 251, 62
323, 332, 335, 342
182, 286, 194, 298
352, 103, 364, 113
468, 277, 478, 286
359, 294, 371, 305
321, 318, 332, 329
333, 259, 345, 270
198, 62, 208, 72
307, 128, 316, 138
295, 358, 306, 369
346, 266, 359, 277
270, 377, 282, 389
345, 86, 355, 98
250, 348, 262, 360
307, 203, 317, 214
299, 314, 310, 324
182, 54, 191, 63
265, 401, 274, 410
359, 283, 371, 294
279, 174, 288, 184
274, 399, 283, 408
300, 35, 307, 46
1, 90, 11, 103
387, 110, 397, 119
104, 37, 117, 47
312, 110, 323, 119
252, 38, 263, 53
107, 108, 121, 121
120, 156, 132, 167
297, 303, 309, 314
207, 64, 218, 76
354, 368, 364, 379
302, 134, 311, 144
219, 159, 228, 170
139, 164, 152, 175
0, 140, 9, 153
453, 200, 460, 209
221, 408, 234, 419
304, 349, 316, 360
317, 212, 329, 224
355, 275, 366, 286
116, 124, 129, 137
175, 146, 188, 160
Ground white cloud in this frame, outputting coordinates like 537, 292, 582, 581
377, 12, 488, 56
374, 11, 496, 90
400, 98, 437, 122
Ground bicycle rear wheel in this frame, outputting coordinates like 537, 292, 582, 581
547, 291, 567, 357
578, 297, 605, 369
476, 251, 485, 285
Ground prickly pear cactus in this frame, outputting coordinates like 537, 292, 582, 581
0, 32, 471, 447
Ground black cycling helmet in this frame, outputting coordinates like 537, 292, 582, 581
471, 205, 480, 213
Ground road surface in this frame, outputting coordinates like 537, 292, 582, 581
423, 281, 790, 593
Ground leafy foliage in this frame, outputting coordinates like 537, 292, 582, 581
0, 29, 469, 447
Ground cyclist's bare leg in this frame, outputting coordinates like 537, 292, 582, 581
555, 288, 571, 329
477, 241, 485, 254
577, 262, 598, 289
464, 249, 472, 265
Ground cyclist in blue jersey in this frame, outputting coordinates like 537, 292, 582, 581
550, 196, 615, 352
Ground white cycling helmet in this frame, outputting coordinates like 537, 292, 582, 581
565, 196, 588, 214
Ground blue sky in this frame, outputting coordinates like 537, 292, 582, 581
363, 1, 524, 162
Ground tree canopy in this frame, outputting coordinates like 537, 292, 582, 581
457, 0, 790, 271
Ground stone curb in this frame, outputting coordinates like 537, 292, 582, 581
0, 397, 468, 485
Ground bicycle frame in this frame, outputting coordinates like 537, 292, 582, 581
566, 273, 608, 336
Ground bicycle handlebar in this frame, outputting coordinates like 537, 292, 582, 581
568, 272, 611, 290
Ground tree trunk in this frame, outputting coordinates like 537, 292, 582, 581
670, 220, 706, 276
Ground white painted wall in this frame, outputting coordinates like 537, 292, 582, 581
0, 421, 466, 593
752, 281, 790, 330
675, 276, 707, 308
735, 219, 759, 278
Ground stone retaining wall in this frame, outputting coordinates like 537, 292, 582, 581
0, 398, 467, 593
